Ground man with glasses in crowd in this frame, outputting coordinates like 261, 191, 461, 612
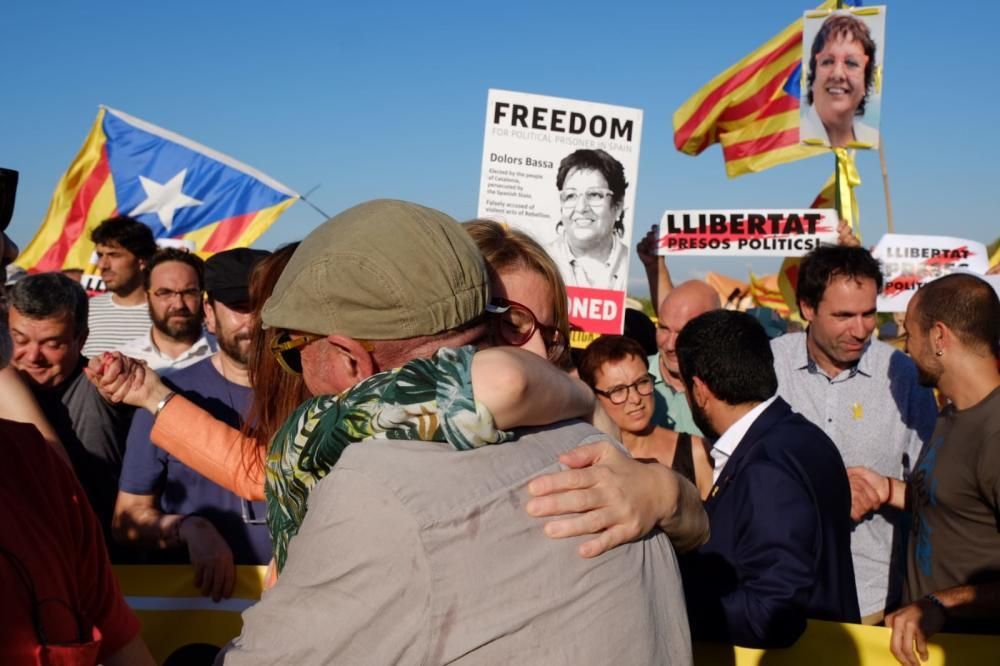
222, 199, 700, 665
114, 248, 271, 603
545, 149, 630, 291
120, 248, 217, 374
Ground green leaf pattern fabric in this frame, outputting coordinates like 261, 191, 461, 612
265, 345, 511, 571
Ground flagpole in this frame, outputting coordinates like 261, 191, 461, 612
878, 139, 895, 233
834, 151, 843, 222
298, 185, 331, 219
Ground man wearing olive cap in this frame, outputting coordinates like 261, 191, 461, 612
222, 199, 694, 665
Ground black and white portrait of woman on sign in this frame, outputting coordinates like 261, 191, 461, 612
546, 149, 629, 291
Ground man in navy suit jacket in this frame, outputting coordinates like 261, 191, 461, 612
676, 310, 860, 648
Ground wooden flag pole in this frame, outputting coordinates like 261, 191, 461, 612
878, 139, 895, 233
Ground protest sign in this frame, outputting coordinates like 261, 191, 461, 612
873, 234, 990, 312
800, 6, 887, 150
656, 209, 838, 257
477, 89, 642, 335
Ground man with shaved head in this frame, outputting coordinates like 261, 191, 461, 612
847, 274, 1000, 662
650, 280, 721, 435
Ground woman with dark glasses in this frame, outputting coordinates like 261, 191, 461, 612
466, 219, 573, 368
577, 335, 714, 499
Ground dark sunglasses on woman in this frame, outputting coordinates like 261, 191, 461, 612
486, 298, 566, 363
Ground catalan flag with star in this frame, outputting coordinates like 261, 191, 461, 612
18, 106, 298, 273
672, 0, 859, 177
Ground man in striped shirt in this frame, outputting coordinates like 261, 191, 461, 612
82, 216, 157, 357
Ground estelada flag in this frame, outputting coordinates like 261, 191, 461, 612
18, 106, 298, 273
672, 0, 859, 178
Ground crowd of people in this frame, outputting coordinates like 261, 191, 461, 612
1, 161, 998, 665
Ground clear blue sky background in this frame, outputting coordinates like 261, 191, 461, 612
3, 1, 996, 297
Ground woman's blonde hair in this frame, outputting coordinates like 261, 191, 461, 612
464, 219, 572, 369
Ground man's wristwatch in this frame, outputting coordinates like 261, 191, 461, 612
924, 593, 948, 617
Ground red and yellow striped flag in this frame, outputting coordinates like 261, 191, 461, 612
672, 1, 849, 177
749, 272, 791, 317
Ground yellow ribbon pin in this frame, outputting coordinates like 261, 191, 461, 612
852, 402, 864, 420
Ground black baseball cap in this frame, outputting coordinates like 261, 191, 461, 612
204, 247, 271, 308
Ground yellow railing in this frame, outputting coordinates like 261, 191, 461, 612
115, 565, 1000, 665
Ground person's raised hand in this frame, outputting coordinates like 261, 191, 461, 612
85, 352, 169, 413
837, 219, 861, 248
636, 226, 661, 270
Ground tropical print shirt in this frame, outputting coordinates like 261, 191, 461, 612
266, 345, 511, 571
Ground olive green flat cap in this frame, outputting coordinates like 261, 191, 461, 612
261, 199, 489, 339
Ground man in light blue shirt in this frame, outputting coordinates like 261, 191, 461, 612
771, 245, 937, 622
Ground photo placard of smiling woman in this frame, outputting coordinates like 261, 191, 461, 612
800, 7, 886, 150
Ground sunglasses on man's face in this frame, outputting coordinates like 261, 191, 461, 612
485, 298, 566, 363
270, 331, 324, 375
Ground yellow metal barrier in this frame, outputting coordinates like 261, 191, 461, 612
694, 619, 1000, 665
115, 565, 1000, 665
115, 565, 266, 664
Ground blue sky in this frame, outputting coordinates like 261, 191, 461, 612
3, 1, 996, 297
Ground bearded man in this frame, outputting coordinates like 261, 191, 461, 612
114, 248, 271, 603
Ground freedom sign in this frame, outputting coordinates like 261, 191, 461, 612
657, 209, 838, 256
477, 88, 643, 335
873, 234, 990, 312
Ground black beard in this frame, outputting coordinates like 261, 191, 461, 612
152, 311, 202, 342
689, 398, 720, 442
915, 365, 939, 389
217, 333, 251, 366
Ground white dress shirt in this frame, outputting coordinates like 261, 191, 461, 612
119, 328, 217, 376
710, 396, 777, 484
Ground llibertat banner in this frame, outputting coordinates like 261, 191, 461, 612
477, 88, 643, 336
656, 209, 838, 257
873, 234, 990, 312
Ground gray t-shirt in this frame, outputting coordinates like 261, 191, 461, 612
223, 422, 692, 665
905, 386, 1000, 626
771, 333, 937, 616
32, 359, 134, 543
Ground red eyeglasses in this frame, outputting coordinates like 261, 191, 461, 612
486, 298, 566, 363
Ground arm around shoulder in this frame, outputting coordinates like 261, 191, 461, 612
653, 463, 709, 554
471, 347, 593, 430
